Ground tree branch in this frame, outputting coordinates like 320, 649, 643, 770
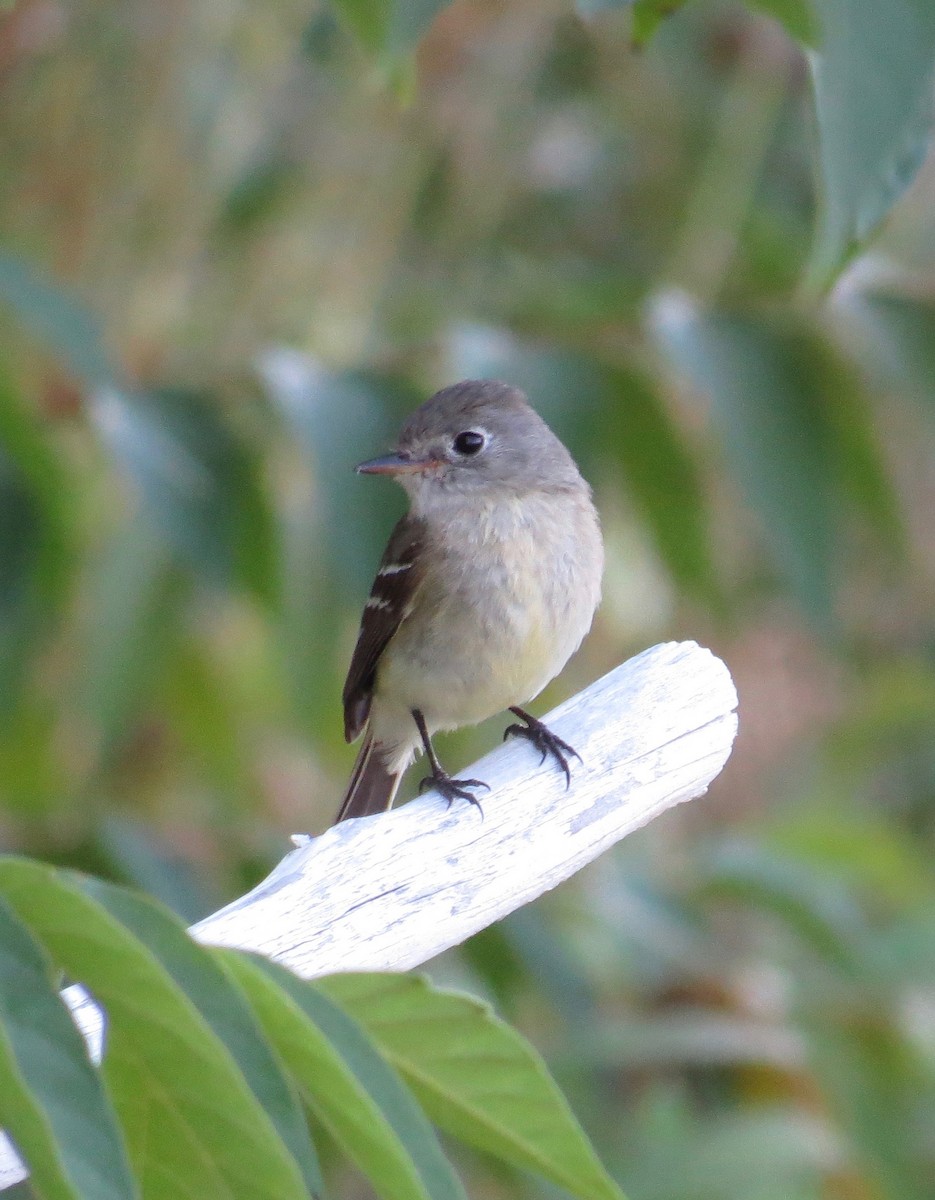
195, 639, 738, 971
0, 639, 737, 1189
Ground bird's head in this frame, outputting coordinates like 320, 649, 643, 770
355, 379, 582, 507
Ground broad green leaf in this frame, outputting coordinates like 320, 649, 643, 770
804, 1017, 931, 1200
320, 973, 626, 1200
0, 701, 67, 820
824, 381, 906, 558
0, 444, 49, 705
98, 815, 216, 924
258, 350, 404, 591
631, 1, 688, 48
0, 372, 70, 710
259, 351, 411, 726
0, 374, 69, 593
224, 954, 467, 1200
88, 387, 275, 598
0, 254, 114, 389
602, 365, 718, 604
0, 859, 311, 1200
77, 515, 177, 753
0, 439, 46, 623
652, 303, 834, 626
329, 0, 448, 61
160, 641, 256, 802
77, 878, 322, 1197
0, 896, 136, 1200
844, 291, 935, 412
767, 802, 932, 912
807, 0, 935, 286
748, 0, 820, 46
619, 0, 819, 51
457, 924, 529, 1015
329, 0, 389, 52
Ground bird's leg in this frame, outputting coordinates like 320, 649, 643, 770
412, 709, 489, 812
503, 706, 581, 788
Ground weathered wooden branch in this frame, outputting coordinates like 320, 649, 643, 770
0, 639, 738, 1189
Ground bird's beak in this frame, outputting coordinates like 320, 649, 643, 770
356, 452, 443, 475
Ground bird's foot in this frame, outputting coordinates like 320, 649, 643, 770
418, 769, 489, 814
503, 706, 581, 788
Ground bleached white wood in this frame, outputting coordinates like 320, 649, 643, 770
196, 638, 738, 968
0, 640, 737, 1190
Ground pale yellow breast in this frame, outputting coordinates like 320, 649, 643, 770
376, 489, 602, 733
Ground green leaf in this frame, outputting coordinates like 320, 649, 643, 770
76, 878, 322, 1198
0, 702, 67, 821
0, 372, 70, 709
845, 291, 935, 410
329, 0, 387, 52
320, 973, 627, 1200
259, 352, 404, 593
88, 388, 275, 598
824, 378, 906, 559
615, 0, 817, 50
804, 1017, 931, 1200
0, 254, 114, 389
0, 896, 137, 1200
224, 954, 468, 1200
0, 442, 45, 628
767, 801, 933, 911
748, 0, 820, 46
0, 859, 311, 1200
329, 0, 449, 61
652, 303, 834, 626
807, 0, 935, 286
98, 815, 216, 924
602, 365, 718, 604
630, 1, 688, 48
76, 515, 178, 753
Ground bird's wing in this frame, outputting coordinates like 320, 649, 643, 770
342, 514, 429, 742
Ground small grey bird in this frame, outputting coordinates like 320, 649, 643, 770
334, 379, 603, 822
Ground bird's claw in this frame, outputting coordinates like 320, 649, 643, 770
419, 771, 489, 814
503, 712, 580, 788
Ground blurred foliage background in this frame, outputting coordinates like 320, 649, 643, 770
1, 0, 934, 1196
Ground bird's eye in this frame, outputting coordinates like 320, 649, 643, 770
452, 430, 486, 456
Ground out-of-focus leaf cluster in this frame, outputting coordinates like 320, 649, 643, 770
0, 860, 623, 1199
0, 0, 933, 1196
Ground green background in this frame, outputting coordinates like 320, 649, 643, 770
1, 0, 934, 1196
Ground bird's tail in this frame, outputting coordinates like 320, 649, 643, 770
334, 733, 404, 823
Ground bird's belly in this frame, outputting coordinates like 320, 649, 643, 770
376, 555, 592, 732
378, 623, 552, 729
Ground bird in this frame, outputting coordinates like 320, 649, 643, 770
334, 378, 603, 823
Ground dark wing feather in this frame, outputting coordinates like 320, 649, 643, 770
342, 515, 428, 742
